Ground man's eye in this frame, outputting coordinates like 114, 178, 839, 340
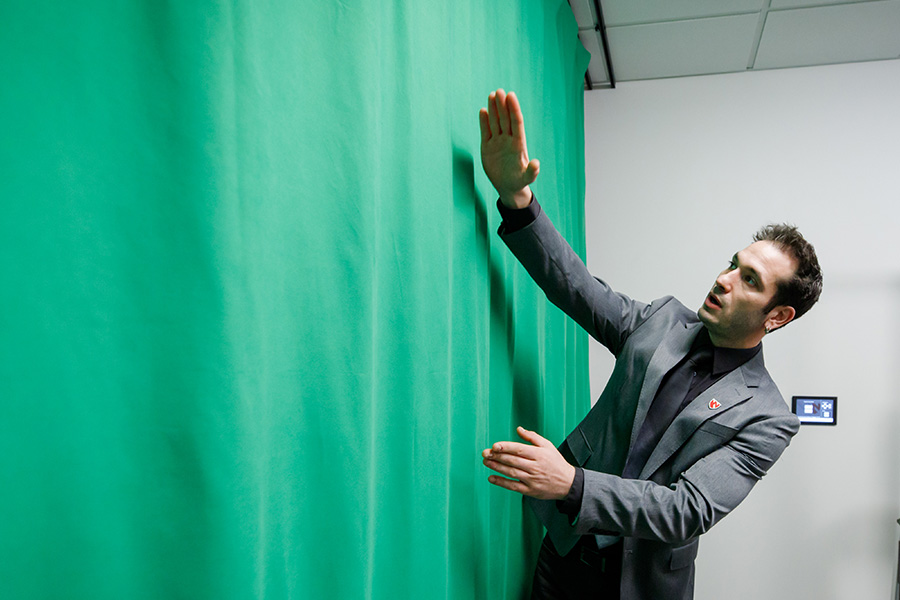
727, 261, 737, 270
744, 275, 757, 286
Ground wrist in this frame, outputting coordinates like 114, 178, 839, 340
554, 463, 577, 500
499, 187, 533, 210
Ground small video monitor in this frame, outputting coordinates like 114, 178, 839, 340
791, 396, 837, 426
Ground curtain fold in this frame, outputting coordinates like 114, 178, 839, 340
0, 1, 590, 598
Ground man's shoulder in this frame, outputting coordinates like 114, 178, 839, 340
634, 295, 698, 330
735, 351, 799, 429
749, 364, 792, 412
606, 295, 699, 357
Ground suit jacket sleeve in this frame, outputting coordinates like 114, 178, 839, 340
575, 409, 799, 544
500, 206, 665, 356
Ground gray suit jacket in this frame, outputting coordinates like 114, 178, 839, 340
501, 209, 800, 600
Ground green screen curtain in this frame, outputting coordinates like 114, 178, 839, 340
0, 1, 590, 598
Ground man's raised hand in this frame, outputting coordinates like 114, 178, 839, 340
479, 89, 540, 209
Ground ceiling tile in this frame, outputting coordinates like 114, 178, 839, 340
756, 1, 900, 69
579, 30, 611, 86
600, 0, 764, 26
608, 15, 760, 80
569, 0, 596, 28
770, 0, 875, 9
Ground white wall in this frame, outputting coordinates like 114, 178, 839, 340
582, 60, 900, 600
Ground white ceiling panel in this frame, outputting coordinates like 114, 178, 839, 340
569, 0, 596, 26
579, 31, 611, 86
600, 0, 764, 26
568, 0, 900, 88
608, 15, 760, 80
756, 0, 900, 69
770, 0, 874, 9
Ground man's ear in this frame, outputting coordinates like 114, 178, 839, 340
766, 305, 796, 333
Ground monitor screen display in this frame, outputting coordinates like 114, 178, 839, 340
791, 396, 837, 426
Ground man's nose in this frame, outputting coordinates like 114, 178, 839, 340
715, 271, 734, 292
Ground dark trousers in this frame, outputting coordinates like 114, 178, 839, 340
530, 535, 622, 600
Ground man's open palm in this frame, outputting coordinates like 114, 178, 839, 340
479, 89, 540, 208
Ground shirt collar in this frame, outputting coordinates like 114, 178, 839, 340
695, 327, 762, 376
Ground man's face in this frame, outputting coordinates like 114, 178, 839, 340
698, 241, 797, 348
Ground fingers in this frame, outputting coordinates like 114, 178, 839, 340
495, 89, 511, 136
516, 426, 550, 448
479, 108, 491, 143
484, 450, 533, 491
484, 88, 517, 137
488, 474, 528, 494
525, 159, 540, 185
482, 449, 532, 471
483, 457, 528, 481
482, 426, 552, 496
487, 440, 538, 458
507, 91, 525, 136
487, 91, 500, 137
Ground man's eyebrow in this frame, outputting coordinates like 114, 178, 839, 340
734, 252, 764, 287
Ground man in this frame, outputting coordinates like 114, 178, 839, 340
478, 89, 823, 600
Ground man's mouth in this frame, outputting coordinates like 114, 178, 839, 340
705, 293, 722, 309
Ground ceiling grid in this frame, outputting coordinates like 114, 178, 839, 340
571, 0, 900, 88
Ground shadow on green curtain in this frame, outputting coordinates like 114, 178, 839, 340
0, 1, 590, 598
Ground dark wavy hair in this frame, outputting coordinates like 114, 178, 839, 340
754, 224, 823, 327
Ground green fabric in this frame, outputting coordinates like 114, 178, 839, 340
0, 1, 590, 598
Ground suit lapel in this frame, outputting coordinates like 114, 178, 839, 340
638, 351, 764, 479
629, 321, 703, 448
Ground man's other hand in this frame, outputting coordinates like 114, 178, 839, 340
479, 89, 539, 209
482, 426, 575, 500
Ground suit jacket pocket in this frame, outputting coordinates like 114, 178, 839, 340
565, 427, 593, 466
665, 421, 739, 480
669, 539, 699, 571
698, 420, 739, 439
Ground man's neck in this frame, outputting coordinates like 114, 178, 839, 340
706, 329, 764, 350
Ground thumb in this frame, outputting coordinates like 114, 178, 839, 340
524, 159, 540, 185
517, 426, 549, 447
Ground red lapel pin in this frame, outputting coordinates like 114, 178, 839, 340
709, 398, 722, 410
